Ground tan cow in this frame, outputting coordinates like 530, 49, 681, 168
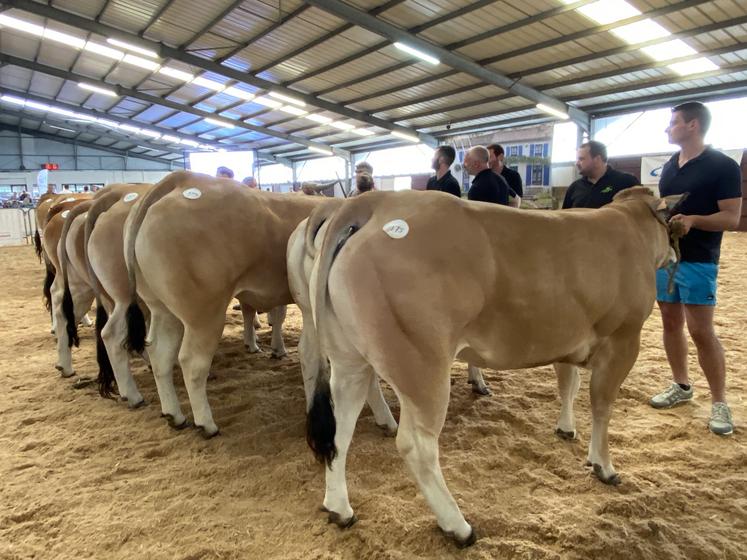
53, 187, 151, 379
41, 195, 93, 368
39, 193, 92, 331
85, 184, 154, 405
286, 203, 398, 435
33, 191, 57, 261
122, 171, 341, 436
306, 187, 682, 547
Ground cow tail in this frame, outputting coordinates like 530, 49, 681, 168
306, 199, 373, 468
123, 173, 186, 354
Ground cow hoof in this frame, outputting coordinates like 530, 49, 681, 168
469, 383, 491, 396
161, 414, 190, 431
376, 423, 398, 437
72, 376, 95, 389
441, 526, 477, 548
128, 399, 147, 410
325, 510, 357, 529
56, 366, 75, 378
593, 464, 621, 486
197, 425, 220, 439
270, 350, 287, 360
245, 345, 261, 354
50, 328, 56, 335
555, 428, 577, 440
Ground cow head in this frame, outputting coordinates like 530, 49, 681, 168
614, 188, 689, 276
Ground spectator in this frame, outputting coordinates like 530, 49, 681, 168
464, 146, 510, 205
351, 173, 375, 197
487, 144, 523, 207
216, 166, 235, 179
562, 141, 638, 209
426, 145, 461, 198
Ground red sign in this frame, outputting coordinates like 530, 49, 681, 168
41, 163, 59, 170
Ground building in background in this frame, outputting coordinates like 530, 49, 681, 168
452, 124, 553, 188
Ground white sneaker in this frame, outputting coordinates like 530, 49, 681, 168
709, 402, 734, 436
650, 383, 693, 409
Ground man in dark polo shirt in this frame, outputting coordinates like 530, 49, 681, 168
426, 145, 462, 197
649, 101, 742, 436
464, 146, 509, 205
488, 143, 523, 207
562, 141, 638, 209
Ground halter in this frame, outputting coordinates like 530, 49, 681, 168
645, 194, 689, 294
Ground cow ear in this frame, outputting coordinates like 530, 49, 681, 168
661, 193, 688, 219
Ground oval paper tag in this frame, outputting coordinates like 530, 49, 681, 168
123, 192, 139, 203
64, 197, 75, 202
183, 188, 202, 200
383, 219, 409, 239
61, 210, 70, 219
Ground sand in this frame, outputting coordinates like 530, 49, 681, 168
1, 234, 745, 560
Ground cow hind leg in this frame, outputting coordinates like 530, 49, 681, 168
268, 305, 287, 359
587, 331, 640, 485
321, 359, 372, 527
554, 362, 581, 440
51, 276, 77, 377
178, 316, 225, 438
365, 371, 397, 436
147, 307, 187, 429
240, 302, 260, 353
394, 372, 475, 548
467, 364, 490, 396
101, 303, 144, 407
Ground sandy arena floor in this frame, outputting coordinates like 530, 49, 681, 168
1, 234, 745, 560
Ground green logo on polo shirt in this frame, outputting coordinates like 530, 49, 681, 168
600, 186, 612, 193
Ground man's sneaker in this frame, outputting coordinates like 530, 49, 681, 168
650, 383, 694, 409
709, 402, 734, 435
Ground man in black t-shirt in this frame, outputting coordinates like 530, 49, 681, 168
648, 101, 743, 436
426, 145, 462, 198
464, 146, 509, 205
487, 144, 523, 207
562, 141, 638, 209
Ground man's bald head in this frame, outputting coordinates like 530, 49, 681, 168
464, 146, 490, 175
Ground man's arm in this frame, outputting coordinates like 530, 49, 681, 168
671, 197, 742, 233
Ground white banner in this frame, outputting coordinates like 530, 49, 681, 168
37, 169, 48, 192
641, 149, 744, 185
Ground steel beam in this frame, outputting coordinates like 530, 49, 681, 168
0, 123, 183, 166
305, 0, 587, 127
4, 0, 437, 146
0, 53, 338, 160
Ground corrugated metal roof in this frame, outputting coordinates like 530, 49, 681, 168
1, 0, 747, 161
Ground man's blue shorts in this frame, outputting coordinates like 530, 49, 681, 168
656, 262, 718, 305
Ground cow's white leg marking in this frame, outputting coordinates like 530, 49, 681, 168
268, 305, 287, 359
102, 302, 144, 405
395, 374, 473, 544
322, 360, 371, 525
554, 362, 580, 439
148, 307, 186, 427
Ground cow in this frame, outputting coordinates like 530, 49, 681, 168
33, 191, 58, 261
286, 202, 398, 435
41, 194, 93, 339
54, 199, 95, 378
38, 193, 93, 326
305, 187, 684, 547
84, 184, 154, 405
122, 171, 352, 436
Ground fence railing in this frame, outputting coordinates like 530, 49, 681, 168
0, 208, 37, 247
